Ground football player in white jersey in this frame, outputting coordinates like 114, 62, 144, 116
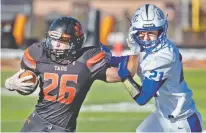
107, 4, 203, 132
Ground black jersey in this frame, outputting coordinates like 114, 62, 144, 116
21, 42, 109, 131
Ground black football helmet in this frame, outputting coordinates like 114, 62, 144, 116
44, 17, 86, 64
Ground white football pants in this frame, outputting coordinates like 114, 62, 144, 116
136, 111, 202, 132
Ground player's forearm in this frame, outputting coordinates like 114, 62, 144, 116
123, 76, 166, 106
106, 55, 139, 83
127, 55, 138, 77
110, 55, 138, 77
136, 78, 167, 105
122, 77, 154, 106
106, 68, 122, 83
122, 76, 141, 99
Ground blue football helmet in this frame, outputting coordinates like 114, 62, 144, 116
130, 4, 168, 53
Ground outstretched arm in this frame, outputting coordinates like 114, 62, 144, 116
122, 76, 166, 105
105, 55, 138, 83
99, 43, 138, 83
117, 57, 166, 105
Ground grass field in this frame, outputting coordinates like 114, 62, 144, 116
1, 69, 206, 132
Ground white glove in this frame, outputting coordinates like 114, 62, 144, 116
126, 27, 140, 55
5, 69, 36, 93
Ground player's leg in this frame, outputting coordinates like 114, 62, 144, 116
136, 112, 171, 132
186, 112, 202, 132
20, 111, 44, 132
169, 112, 202, 132
20, 110, 75, 132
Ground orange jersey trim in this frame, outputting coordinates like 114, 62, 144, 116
23, 48, 37, 69
86, 51, 105, 68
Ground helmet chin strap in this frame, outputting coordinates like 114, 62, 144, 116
49, 49, 78, 64
49, 53, 74, 65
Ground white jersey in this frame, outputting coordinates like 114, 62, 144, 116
137, 39, 197, 121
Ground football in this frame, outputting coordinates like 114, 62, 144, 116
17, 70, 38, 95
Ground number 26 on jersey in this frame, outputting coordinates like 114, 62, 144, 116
43, 73, 78, 105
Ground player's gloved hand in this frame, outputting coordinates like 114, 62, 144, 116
126, 27, 140, 55
5, 69, 35, 93
100, 43, 112, 61
118, 56, 130, 81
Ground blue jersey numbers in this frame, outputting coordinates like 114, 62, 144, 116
149, 70, 164, 81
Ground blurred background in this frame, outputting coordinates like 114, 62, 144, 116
1, 0, 206, 50
1, 0, 206, 132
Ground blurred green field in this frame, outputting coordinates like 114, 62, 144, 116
1, 69, 206, 132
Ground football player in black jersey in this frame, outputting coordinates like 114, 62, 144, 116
5, 17, 138, 132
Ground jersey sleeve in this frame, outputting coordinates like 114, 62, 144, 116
135, 77, 166, 105
141, 49, 174, 81
21, 43, 43, 71
86, 47, 110, 81
135, 49, 174, 105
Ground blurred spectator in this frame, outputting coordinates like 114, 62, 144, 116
1, 23, 18, 49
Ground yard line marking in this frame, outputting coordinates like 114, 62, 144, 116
1, 87, 155, 112
80, 102, 154, 112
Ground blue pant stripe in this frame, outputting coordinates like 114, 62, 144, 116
187, 113, 202, 132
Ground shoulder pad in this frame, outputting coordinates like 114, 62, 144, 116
22, 42, 44, 70
27, 42, 44, 61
